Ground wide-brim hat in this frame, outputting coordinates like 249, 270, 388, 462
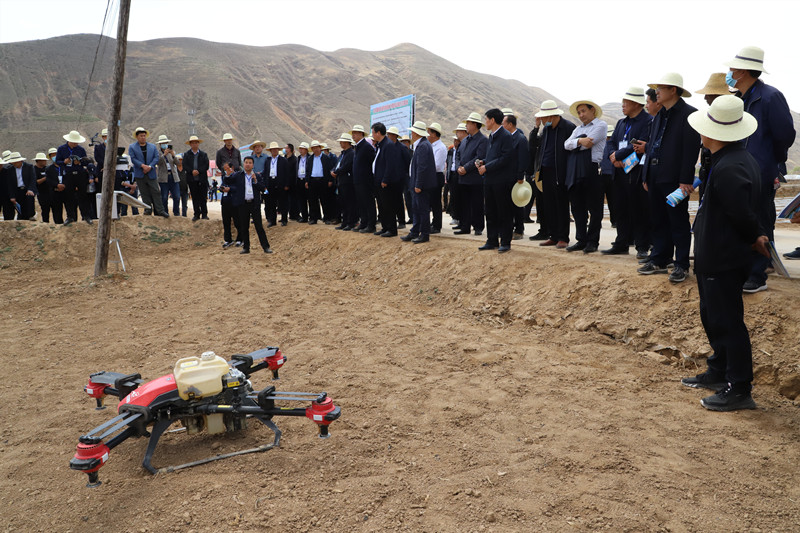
387, 126, 400, 136
221, 133, 234, 141
337, 132, 354, 144
4, 152, 26, 164
465, 112, 484, 127
268, 141, 280, 150
175, 153, 183, 160
399, 135, 410, 142
453, 122, 467, 133
607, 125, 615, 137
310, 140, 322, 149
101, 128, 108, 136
322, 143, 330, 150
534, 100, 564, 118
696, 73, 732, 96
250, 140, 267, 149
621, 86, 646, 105
185, 135, 203, 145
63, 130, 86, 143
409, 121, 428, 136
427, 122, 443, 135
1, 150, 10, 158
48, 147, 58, 155
501, 108, 514, 116
132, 127, 149, 139
157, 134, 171, 143
298, 141, 310, 151
351, 125, 366, 135
687, 95, 757, 142
569, 100, 603, 119
34, 152, 48, 161
725, 46, 768, 74
648, 72, 692, 98
511, 181, 532, 208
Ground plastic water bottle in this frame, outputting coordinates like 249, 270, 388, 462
666, 177, 702, 207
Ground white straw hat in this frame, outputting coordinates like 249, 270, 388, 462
607, 125, 615, 137
101, 128, 108, 136
569, 100, 603, 119
250, 140, 267, 148
309, 140, 322, 148
622, 86, 646, 105
156, 134, 171, 144
34, 152, 49, 161
648, 72, 692, 98
185, 135, 203, 145
387, 126, 400, 136
351, 125, 366, 134
501, 108, 514, 116
132, 127, 149, 139
534, 100, 564, 118
48, 147, 58, 155
63, 130, 86, 143
427, 122, 443, 135
453, 122, 467, 133
337, 132, 354, 144
464, 112, 484, 127
221, 133, 234, 141
725, 46, 768, 74
268, 141, 280, 150
4, 152, 27, 164
511, 181, 532, 208
298, 142, 310, 151
409, 121, 428, 136
687, 95, 757, 142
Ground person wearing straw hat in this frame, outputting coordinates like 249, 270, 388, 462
305, 140, 334, 224
94, 128, 108, 178
635, 73, 700, 283
320, 143, 340, 225
44, 149, 73, 224
454, 112, 488, 236
370, 122, 404, 237
56, 130, 87, 167
33, 152, 53, 223
426, 122, 447, 234
602, 87, 653, 257
249, 140, 268, 175
332, 133, 357, 231
216, 133, 242, 178
680, 94, 768, 411
447, 123, 468, 227
182, 135, 210, 220
264, 142, 290, 227
694, 74, 732, 205
128, 127, 167, 217
295, 142, 311, 222
476, 108, 517, 253
502, 112, 530, 240
351, 125, 377, 233
156, 135, 180, 216
530, 100, 576, 248
229, 156, 272, 254
401, 121, 436, 243
4, 152, 37, 220
387, 126, 411, 228
283, 143, 299, 221
724, 46, 796, 293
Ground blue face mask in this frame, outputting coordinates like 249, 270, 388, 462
160, 144, 168, 149
50, 156, 56, 162
545, 121, 553, 128
725, 71, 738, 88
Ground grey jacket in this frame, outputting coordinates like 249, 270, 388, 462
156, 151, 178, 183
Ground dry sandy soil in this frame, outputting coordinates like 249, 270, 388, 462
1, 214, 799, 533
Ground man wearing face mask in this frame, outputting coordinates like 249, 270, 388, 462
156, 135, 180, 216
35, 151, 55, 223
724, 46, 796, 293
94, 128, 108, 178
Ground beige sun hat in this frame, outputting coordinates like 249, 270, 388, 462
688, 95, 757, 142
409, 121, 428, 136
569, 100, 603, 119
4, 152, 26, 164
132, 127, 149, 139
351, 124, 366, 135
221, 133, 234, 141
156, 134, 171, 144
501, 108, 515, 116
622, 86, 647, 105
268, 141, 280, 150
322, 143, 330, 150
34, 152, 49, 161
427, 122, 443, 135
464, 112, 484, 127
175, 153, 183, 160
185, 135, 203, 145
63, 130, 86, 143
250, 140, 267, 149
101, 128, 108, 137
453, 122, 467, 133
534, 100, 564, 118
607, 125, 615, 137
725, 46, 768, 74
309, 140, 322, 149
48, 147, 58, 155
298, 141, 310, 151
399, 135, 410, 142
696, 73, 732, 96
337, 132, 354, 144
1, 150, 10, 158
387, 126, 400, 136
648, 73, 692, 98
511, 181, 532, 208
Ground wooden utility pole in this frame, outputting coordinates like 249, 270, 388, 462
94, 0, 131, 277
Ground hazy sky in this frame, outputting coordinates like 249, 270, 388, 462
1, 0, 798, 113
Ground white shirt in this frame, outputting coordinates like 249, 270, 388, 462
297, 155, 307, 178
244, 172, 254, 200
564, 119, 608, 163
372, 141, 381, 174
269, 157, 278, 177
431, 139, 447, 173
16, 166, 23, 187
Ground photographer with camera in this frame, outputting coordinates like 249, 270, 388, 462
156, 135, 180, 216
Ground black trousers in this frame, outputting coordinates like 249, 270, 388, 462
339, 181, 358, 227
447, 177, 460, 221
307, 179, 325, 222
540, 166, 570, 242
396, 184, 407, 225
188, 180, 208, 217
11, 188, 36, 219
265, 186, 289, 224
77, 190, 94, 221
568, 177, 604, 246
293, 179, 308, 220
430, 173, 444, 230
38, 194, 54, 223
239, 200, 269, 251
322, 182, 337, 222
648, 181, 691, 269
485, 181, 515, 247
613, 175, 651, 251
221, 199, 240, 243
748, 185, 775, 285
403, 180, 413, 222
458, 183, 484, 232
379, 183, 401, 234
697, 267, 753, 386
50, 190, 70, 224
409, 188, 431, 237
602, 173, 616, 225
530, 177, 546, 233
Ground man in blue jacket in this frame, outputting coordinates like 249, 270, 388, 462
725, 46, 796, 293
478, 108, 516, 253
402, 121, 437, 243
129, 127, 167, 217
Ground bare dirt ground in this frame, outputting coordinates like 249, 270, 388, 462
1, 215, 799, 533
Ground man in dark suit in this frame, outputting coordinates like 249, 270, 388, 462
294, 142, 310, 222
182, 135, 210, 220
332, 133, 357, 230
228, 156, 271, 254
304, 141, 335, 224
446, 124, 466, 226
502, 112, 530, 239
402, 121, 437, 243
94, 128, 107, 180
45, 154, 75, 224
33, 153, 52, 222
284, 143, 299, 220
455, 112, 488, 236
219, 162, 241, 247
263, 142, 290, 226
387, 127, 410, 228
351, 125, 376, 232
4, 152, 38, 220
477, 109, 516, 253
371, 122, 404, 237
56, 130, 88, 166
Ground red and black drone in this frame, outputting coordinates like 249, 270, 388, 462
70, 347, 340, 487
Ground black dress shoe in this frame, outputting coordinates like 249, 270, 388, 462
401, 234, 417, 242
601, 246, 629, 255
373, 230, 384, 236
528, 231, 548, 240
308, 220, 318, 225
201, 215, 210, 220
412, 236, 429, 243
334, 224, 346, 230
358, 227, 372, 233
498, 245, 511, 253
380, 231, 397, 237
523, 218, 535, 224
478, 243, 497, 251
281, 221, 287, 226
192, 216, 199, 221
397, 223, 406, 229
342, 226, 353, 231
298, 218, 308, 223
453, 229, 471, 235
240, 249, 250, 254
583, 244, 598, 254
636, 250, 650, 260
406, 218, 413, 224
566, 242, 586, 252
430, 229, 441, 234
263, 247, 273, 254
474, 230, 483, 236
267, 222, 276, 227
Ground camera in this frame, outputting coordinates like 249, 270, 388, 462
168, 144, 173, 150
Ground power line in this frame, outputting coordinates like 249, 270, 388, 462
77, 0, 116, 132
